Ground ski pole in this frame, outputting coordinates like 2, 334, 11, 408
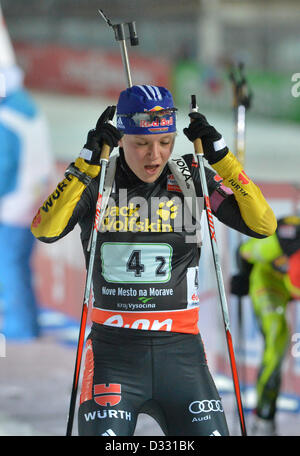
98, 9, 139, 88
228, 62, 253, 398
67, 10, 138, 436
66, 10, 139, 436
66, 105, 116, 436
190, 94, 247, 436
228, 62, 252, 166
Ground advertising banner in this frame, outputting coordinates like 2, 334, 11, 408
172, 60, 300, 123
15, 42, 171, 99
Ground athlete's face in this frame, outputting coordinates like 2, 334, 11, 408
119, 133, 176, 183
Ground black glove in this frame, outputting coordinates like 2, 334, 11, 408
230, 274, 250, 297
81, 106, 121, 164
183, 112, 229, 164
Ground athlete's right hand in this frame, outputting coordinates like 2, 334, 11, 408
183, 112, 228, 164
80, 106, 122, 164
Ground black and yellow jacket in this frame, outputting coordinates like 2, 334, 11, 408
31, 149, 277, 334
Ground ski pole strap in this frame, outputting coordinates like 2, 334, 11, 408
189, 95, 204, 157
65, 162, 93, 186
98, 154, 118, 232
168, 157, 203, 247
87, 154, 118, 251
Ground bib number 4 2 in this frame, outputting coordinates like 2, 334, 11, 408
126, 250, 167, 278
126, 250, 145, 277
101, 242, 173, 283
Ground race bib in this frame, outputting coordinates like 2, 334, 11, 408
101, 242, 173, 284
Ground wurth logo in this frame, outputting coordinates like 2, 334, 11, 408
84, 409, 132, 422
94, 383, 121, 407
228, 178, 249, 196
238, 170, 250, 185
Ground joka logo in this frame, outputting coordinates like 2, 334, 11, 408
94, 383, 121, 407
238, 170, 250, 185
171, 158, 192, 188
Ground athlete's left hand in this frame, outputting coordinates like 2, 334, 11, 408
183, 112, 229, 164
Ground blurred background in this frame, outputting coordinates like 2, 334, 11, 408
0, 0, 300, 437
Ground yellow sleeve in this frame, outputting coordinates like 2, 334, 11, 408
31, 158, 100, 240
212, 151, 277, 236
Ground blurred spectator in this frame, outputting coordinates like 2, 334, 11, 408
231, 215, 300, 435
0, 4, 54, 340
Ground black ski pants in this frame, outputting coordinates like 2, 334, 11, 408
78, 324, 229, 436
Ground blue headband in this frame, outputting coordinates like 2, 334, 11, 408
116, 85, 177, 135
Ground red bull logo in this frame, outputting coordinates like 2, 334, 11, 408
148, 106, 164, 111
140, 106, 174, 129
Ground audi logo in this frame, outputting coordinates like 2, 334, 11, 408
189, 399, 224, 414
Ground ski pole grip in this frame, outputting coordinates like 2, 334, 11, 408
190, 95, 204, 156
128, 21, 139, 46
100, 143, 111, 161
100, 105, 117, 161
114, 23, 125, 41
193, 137, 204, 156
